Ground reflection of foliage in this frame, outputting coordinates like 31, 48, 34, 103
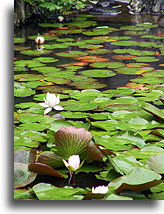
25, 0, 86, 15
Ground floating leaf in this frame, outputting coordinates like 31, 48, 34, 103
20, 49, 51, 56
14, 60, 45, 68
14, 150, 37, 189
38, 152, 64, 169
79, 69, 116, 77
14, 87, 35, 97
142, 102, 164, 120
75, 56, 109, 63
33, 183, 85, 200
55, 51, 88, 57
14, 37, 26, 43
133, 56, 159, 62
44, 43, 69, 49
14, 162, 37, 189
108, 167, 162, 193
28, 162, 64, 178
87, 49, 111, 55
147, 154, 164, 174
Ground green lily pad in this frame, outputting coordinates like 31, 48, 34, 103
33, 183, 86, 200
69, 89, 101, 101
33, 57, 59, 63
147, 154, 164, 174
14, 189, 36, 200
64, 66, 83, 71
44, 43, 69, 49
111, 40, 138, 46
14, 150, 37, 188
32, 66, 61, 73
20, 49, 51, 56
14, 87, 35, 97
55, 51, 88, 57
87, 49, 111, 54
69, 81, 107, 89
14, 162, 37, 189
79, 69, 116, 77
14, 74, 44, 81
39, 23, 64, 27
61, 100, 98, 111
14, 37, 26, 43
14, 60, 45, 68
89, 62, 124, 69
60, 111, 88, 119
109, 155, 143, 175
28, 35, 57, 41
142, 102, 164, 120
115, 67, 152, 75
108, 167, 162, 193
113, 48, 155, 56
133, 56, 159, 62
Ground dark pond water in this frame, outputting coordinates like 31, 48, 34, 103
14, 2, 163, 104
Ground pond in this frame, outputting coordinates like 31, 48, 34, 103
14, 1, 164, 200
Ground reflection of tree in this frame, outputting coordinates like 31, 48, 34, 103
129, 0, 163, 14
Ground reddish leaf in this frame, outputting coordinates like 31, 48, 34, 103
116, 180, 162, 194
125, 82, 149, 90
112, 55, 136, 60
75, 56, 109, 63
28, 162, 64, 178
126, 63, 149, 68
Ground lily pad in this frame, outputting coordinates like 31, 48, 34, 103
133, 56, 159, 62
34, 57, 59, 63
108, 167, 162, 193
14, 87, 35, 97
33, 183, 85, 200
147, 154, 164, 174
14, 37, 26, 43
54, 126, 92, 158
20, 49, 51, 56
55, 51, 88, 57
44, 43, 69, 49
79, 69, 116, 77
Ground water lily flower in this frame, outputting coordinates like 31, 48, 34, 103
39, 92, 63, 114
63, 155, 81, 172
92, 185, 108, 194
35, 36, 45, 45
58, 16, 64, 22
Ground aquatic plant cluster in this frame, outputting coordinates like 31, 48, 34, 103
14, 14, 164, 200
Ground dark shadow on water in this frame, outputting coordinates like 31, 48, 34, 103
99, 73, 140, 90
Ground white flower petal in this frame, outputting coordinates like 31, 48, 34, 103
53, 105, 63, 111
63, 159, 69, 168
68, 155, 80, 171
92, 185, 108, 194
44, 107, 52, 114
39, 102, 49, 107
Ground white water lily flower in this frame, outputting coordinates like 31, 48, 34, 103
35, 36, 45, 45
58, 16, 64, 22
39, 92, 63, 114
92, 185, 108, 194
63, 155, 81, 172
